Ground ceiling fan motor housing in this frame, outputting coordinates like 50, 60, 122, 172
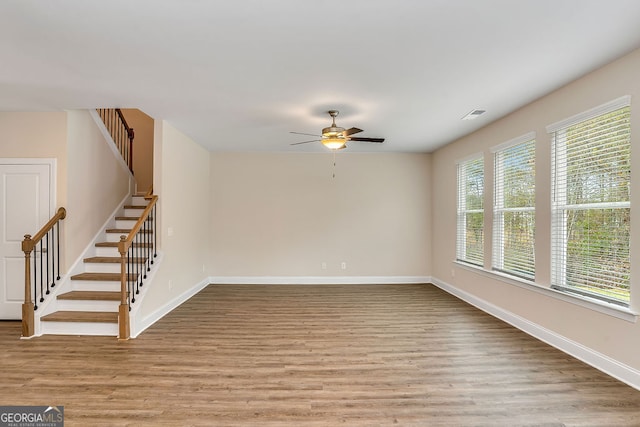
322, 125, 345, 138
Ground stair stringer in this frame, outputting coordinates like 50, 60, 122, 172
129, 250, 165, 338
33, 192, 158, 337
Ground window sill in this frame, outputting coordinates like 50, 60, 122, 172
453, 261, 638, 323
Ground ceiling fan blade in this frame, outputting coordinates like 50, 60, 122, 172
349, 137, 385, 143
290, 139, 320, 146
345, 127, 363, 136
290, 131, 322, 137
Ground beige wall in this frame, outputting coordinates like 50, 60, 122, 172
0, 112, 68, 207
210, 152, 431, 278
0, 111, 132, 270
138, 120, 211, 318
431, 48, 640, 370
4, 48, 638, 382
65, 110, 132, 266
121, 109, 154, 193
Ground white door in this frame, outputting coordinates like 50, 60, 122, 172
0, 162, 52, 319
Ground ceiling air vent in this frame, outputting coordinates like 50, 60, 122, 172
462, 109, 486, 120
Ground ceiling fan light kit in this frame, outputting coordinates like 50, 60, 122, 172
322, 137, 347, 150
290, 110, 385, 150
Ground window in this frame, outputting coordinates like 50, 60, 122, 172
549, 96, 631, 306
492, 134, 536, 280
457, 155, 484, 266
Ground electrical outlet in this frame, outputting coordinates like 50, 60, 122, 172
167, 227, 174, 236
168, 280, 173, 290
321, 262, 327, 270
341, 262, 347, 270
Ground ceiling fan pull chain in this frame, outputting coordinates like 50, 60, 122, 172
332, 151, 337, 179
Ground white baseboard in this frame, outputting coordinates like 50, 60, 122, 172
209, 276, 432, 285
431, 276, 640, 391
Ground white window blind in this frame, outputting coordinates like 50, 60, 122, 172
549, 98, 631, 306
492, 135, 535, 280
457, 155, 484, 266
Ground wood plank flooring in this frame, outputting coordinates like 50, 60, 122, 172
1, 283, 639, 426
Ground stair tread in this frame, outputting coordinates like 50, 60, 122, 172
58, 291, 121, 301
71, 272, 137, 281
41, 311, 118, 323
124, 205, 147, 209
106, 228, 132, 233
115, 216, 142, 221
106, 228, 152, 234
95, 241, 152, 248
84, 256, 146, 264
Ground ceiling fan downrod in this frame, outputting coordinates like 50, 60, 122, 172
323, 110, 345, 138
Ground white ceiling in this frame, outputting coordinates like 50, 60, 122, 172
3, 1, 640, 153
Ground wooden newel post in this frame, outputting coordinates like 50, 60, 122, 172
21, 234, 35, 338
118, 235, 130, 340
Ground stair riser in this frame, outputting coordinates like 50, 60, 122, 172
40, 321, 118, 336
94, 247, 152, 257
105, 233, 153, 243
57, 300, 120, 312
116, 219, 138, 229
131, 197, 147, 205
72, 281, 121, 292
124, 208, 145, 217
84, 263, 121, 273
95, 247, 121, 257
106, 232, 128, 243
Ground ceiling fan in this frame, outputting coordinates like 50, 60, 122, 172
290, 110, 385, 150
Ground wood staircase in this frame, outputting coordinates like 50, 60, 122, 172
39, 195, 150, 336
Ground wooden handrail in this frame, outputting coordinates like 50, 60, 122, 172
22, 207, 67, 338
22, 207, 66, 253
117, 195, 158, 339
116, 108, 135, 173
115, 108, 132, 131
118, 196, 157, 253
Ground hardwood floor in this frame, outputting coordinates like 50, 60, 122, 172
1, 284, 639, 426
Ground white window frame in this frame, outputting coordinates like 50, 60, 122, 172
456, 154, 484, 266
491, 132, 536, 280
547, 96, 631, 307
